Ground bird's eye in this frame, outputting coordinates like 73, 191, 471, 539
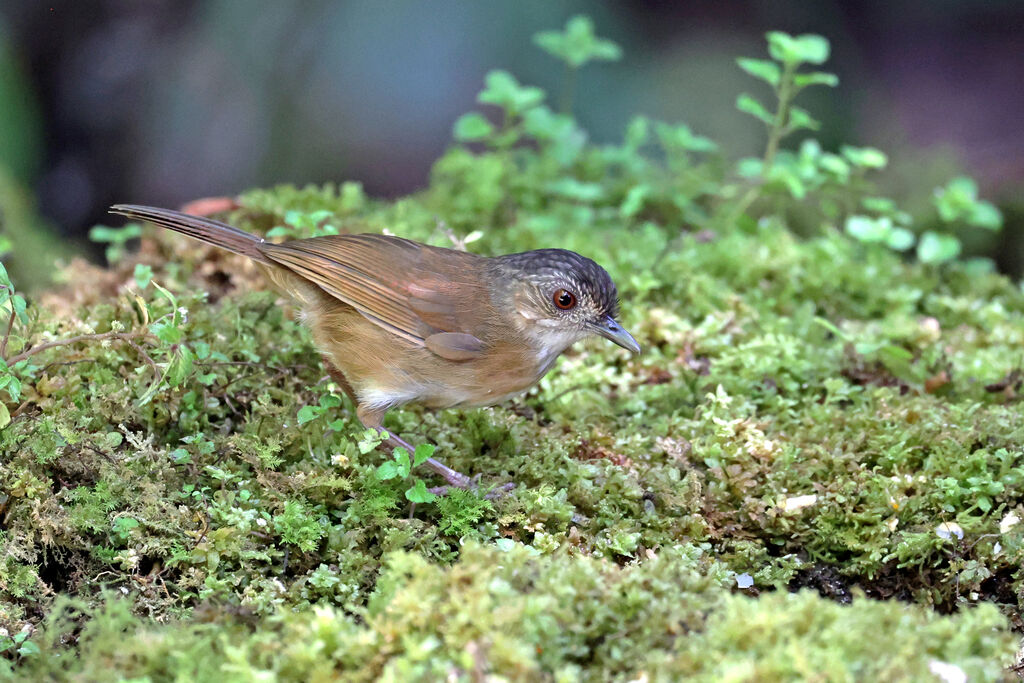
553, 289, 576, 310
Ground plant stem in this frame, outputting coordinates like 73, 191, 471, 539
5, 331, 152, 366
0, 309, 14, 359
560, 65, 577, 114
726, 61, 798, 227
762, 61, 797, 169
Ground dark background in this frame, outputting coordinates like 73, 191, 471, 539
2, 0, 1023, 281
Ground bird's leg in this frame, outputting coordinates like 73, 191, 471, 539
355, 404, 473, 490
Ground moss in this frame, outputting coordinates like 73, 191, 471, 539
2, 23, 1023, 680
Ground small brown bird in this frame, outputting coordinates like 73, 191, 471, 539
110, 205, 640, 489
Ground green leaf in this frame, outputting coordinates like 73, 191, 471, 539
736, 157, 764, 178
149, 319, 182, 344
886, 227, 915, 251
0, 402, 10, 430
793, 71, 839, 88
452, 112, 494, 141
767, 32, 830, 65
736, 94, 774, 125
917, 231, 962, 264
817, 153, 850, 179
786, 106, 820, 132
88, 224, 142, 245
166, 346, 194, 387
845, 215, 891, 243
623, 116, 649, 150
357, 428, 385, 454
375, 460, 400, 481
477, 70, 544, 117
412, 443, 436, 467
861, 197, 897, 213
534, 15, 622, 69
655, 122, 717, 153
405, 479, 438, 504
546, 178, 604, 202
736, 57, 780, 86
133, 263, 153, 289
318, 393, 342, 409
10, 294, 27, 325
968, 201, 1002, 230
620, 185, 650, 218
841, 146, 888, 169
523, 106, 586, 165
296, 405, 323, 425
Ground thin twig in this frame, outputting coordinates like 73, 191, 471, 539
5, 331, 152, 365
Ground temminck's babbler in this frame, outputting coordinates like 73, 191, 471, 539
110, 205, 640, 490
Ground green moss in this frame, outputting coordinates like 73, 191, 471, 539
2, 22, 1023, 680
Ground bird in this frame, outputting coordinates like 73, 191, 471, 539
109, 204, 640, 490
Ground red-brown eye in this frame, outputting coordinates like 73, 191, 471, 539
553, 289, 576, 310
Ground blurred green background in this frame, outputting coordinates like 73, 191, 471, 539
1, 0, 1022, 288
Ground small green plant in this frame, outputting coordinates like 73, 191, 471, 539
0, 630, 39, 659
375, 443, 439, 503
296, 391, 345, 430
534, 15, 622, 112
88, 223, 142, 263
266, 209, 338, 240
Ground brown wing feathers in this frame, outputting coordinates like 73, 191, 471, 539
110, 205, 486, 356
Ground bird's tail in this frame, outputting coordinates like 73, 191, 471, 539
109, 204, 272, 265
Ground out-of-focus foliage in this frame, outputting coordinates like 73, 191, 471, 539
1, 23, 1022, 679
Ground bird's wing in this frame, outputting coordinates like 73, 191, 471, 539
261, 234, 486, 357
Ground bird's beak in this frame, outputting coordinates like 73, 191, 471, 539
592, 315, 641, 354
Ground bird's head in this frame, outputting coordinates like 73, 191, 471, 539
494, 249, 640, 356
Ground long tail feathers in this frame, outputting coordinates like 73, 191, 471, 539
109, 204, 272, 264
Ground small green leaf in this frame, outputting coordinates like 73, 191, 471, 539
817, 153, 850, 179
375, 460, 400, 481
968, 201, 1002, 230
767, 32, 830, 65
736, 94, 774, 125
10, 294, 27, 324
793, 71, 839, 88
917, 231, 962, 264
133, 263, 153, 289
620, 185, 650, 218
623, 116, 649, 150
412, 443, 436, 467
546, 178, 604, 202
452, 112, 494, 141
405, 479, 437, 503
736, 157, 764, 178
886, 227, 915, 251
0, 402, 10, 429
845, 215, 891, 243
357, 428, 385, 454
296, 405, 323, 425
786, 106, 820, 132
841, 146, 888, 169
477, 70, 544, 117
736, 58, 780, 86
318, 393, 342, 409
534, 15, 622, 69
861, 197, 897, 213
150, 319, 182, 344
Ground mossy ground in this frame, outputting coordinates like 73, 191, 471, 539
0, 179, 1021, 679
2, 24, 1023, 678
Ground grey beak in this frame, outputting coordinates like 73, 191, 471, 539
593, 315, 641, 354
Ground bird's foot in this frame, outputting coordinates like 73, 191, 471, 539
379, 429, 514, 497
